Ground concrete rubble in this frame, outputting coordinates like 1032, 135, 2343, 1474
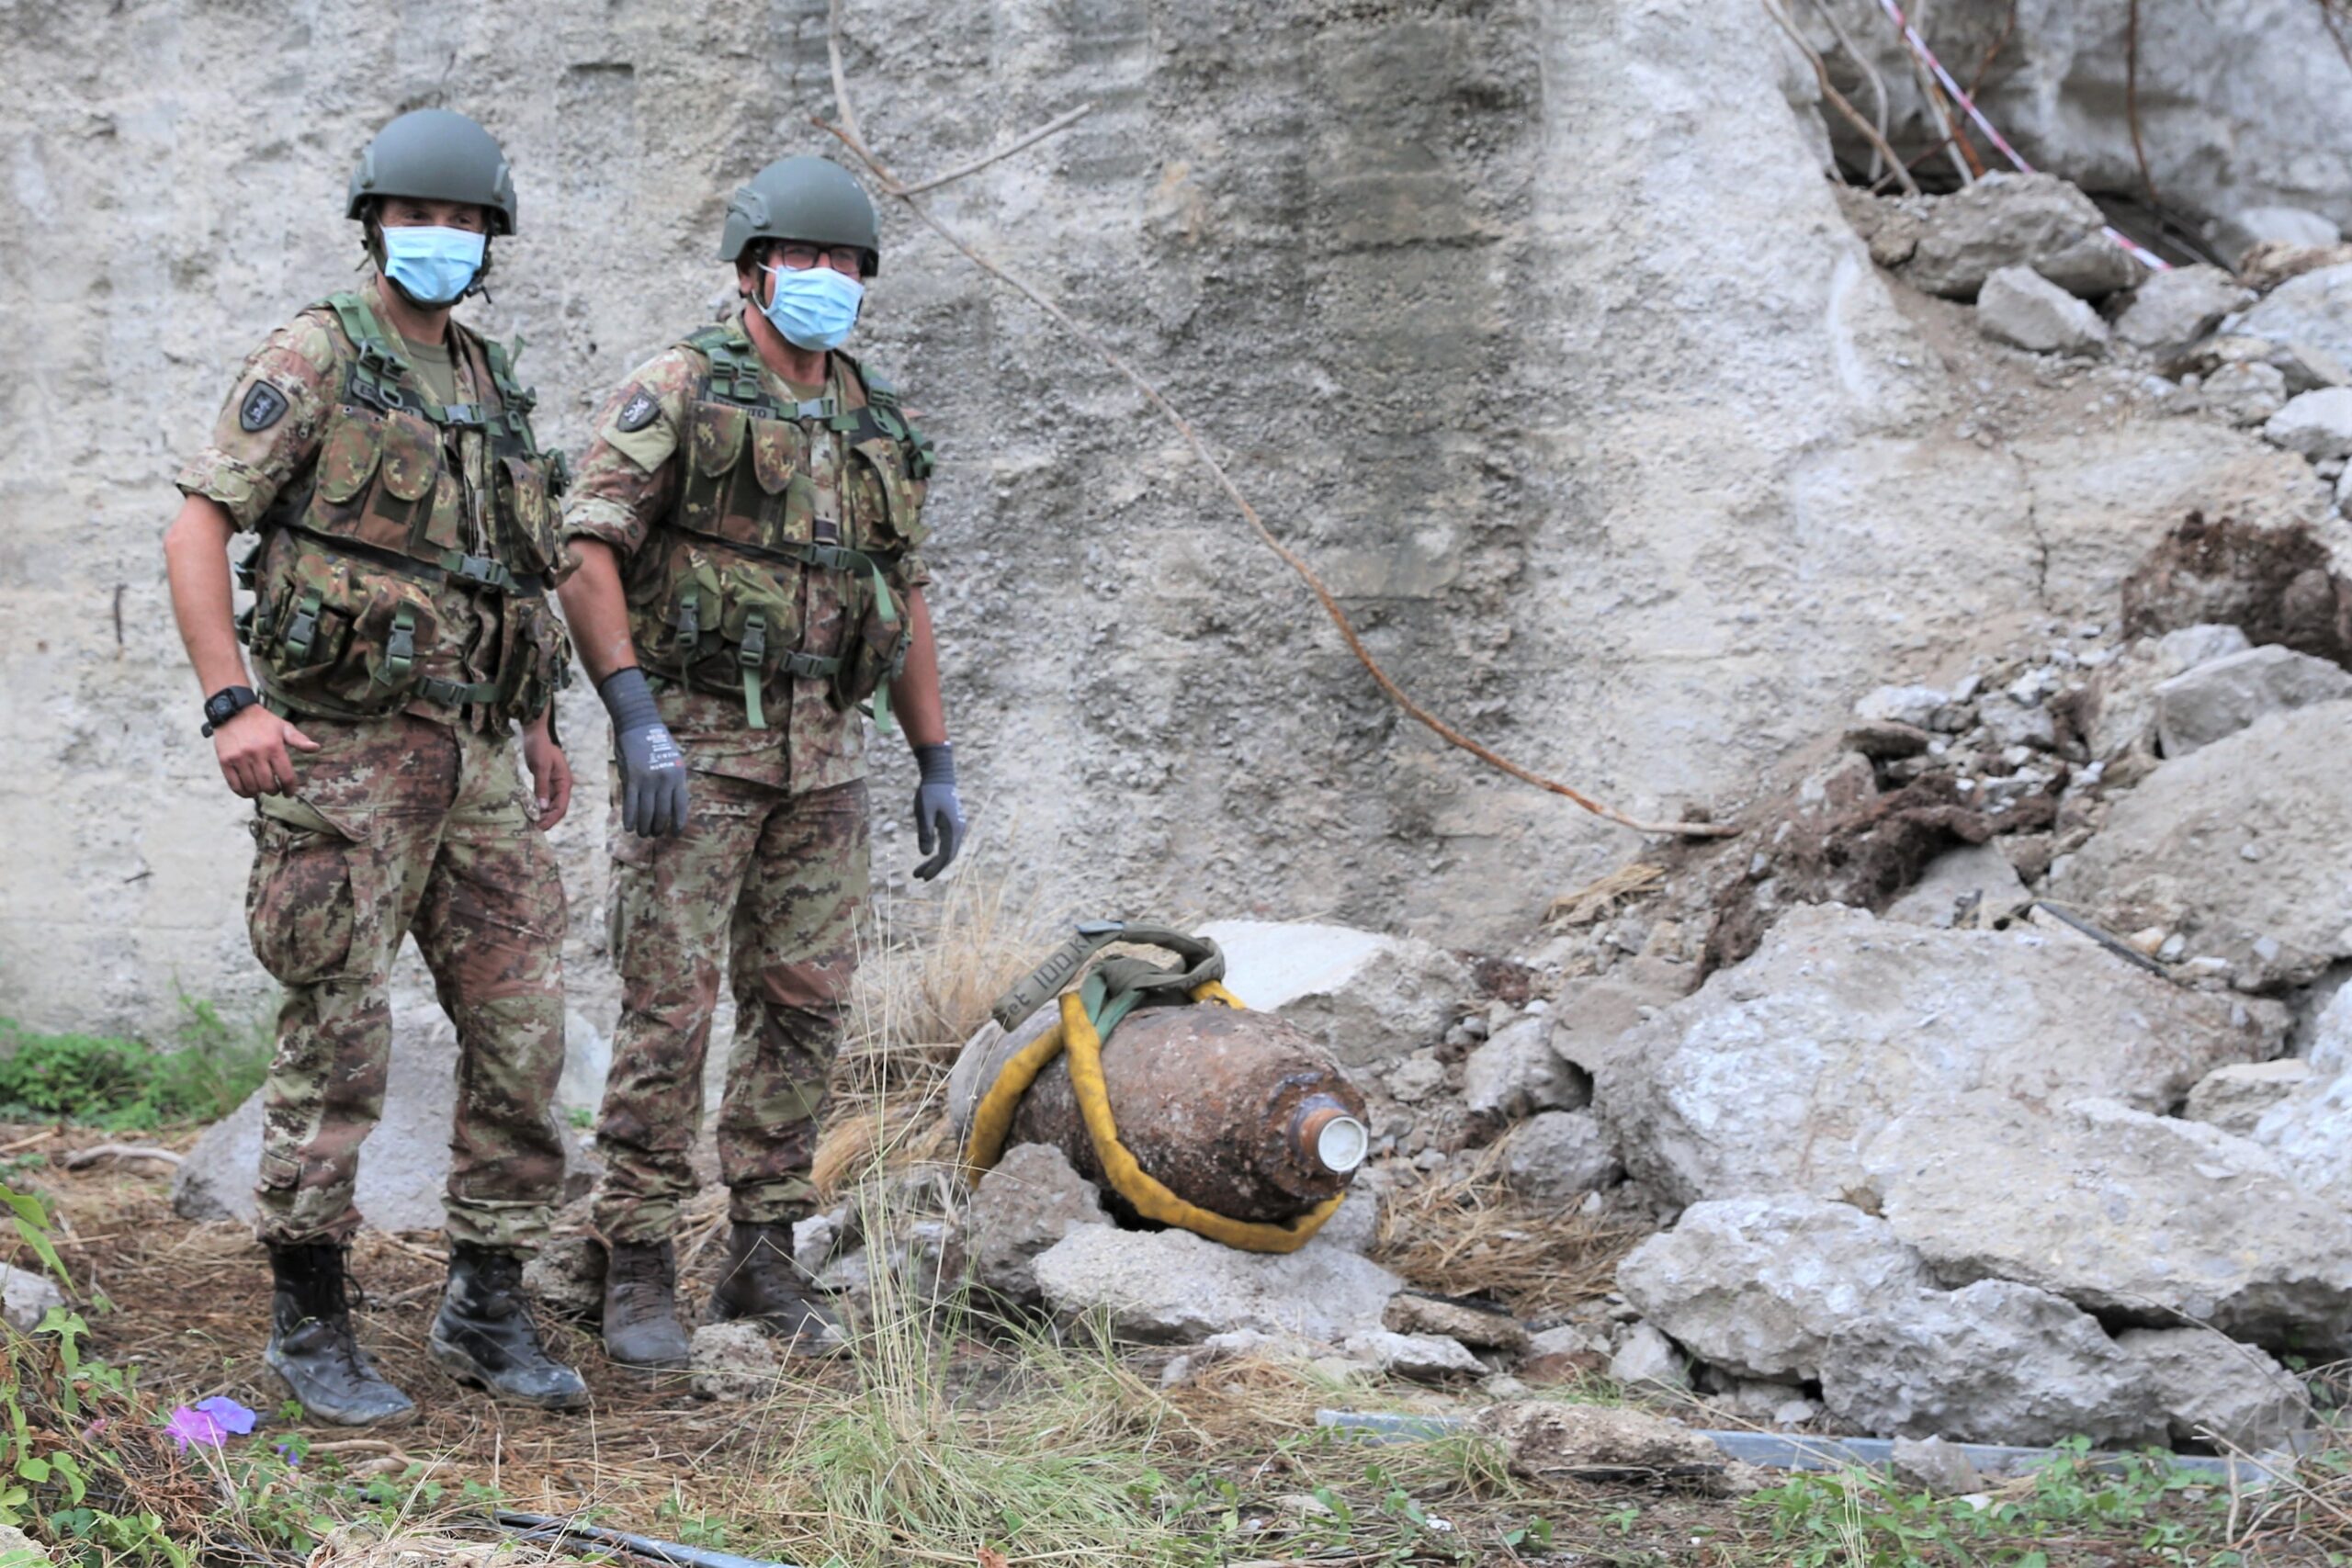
1597, 903, 2283, 1208
1976, 265, 2109, 355
2153, 644, 2352, 756
965, 1142, 1111, 1308
1029, 1224, 1401, 1346
1196, 920, 1472, 1068
2114, 1327, 2310, 1450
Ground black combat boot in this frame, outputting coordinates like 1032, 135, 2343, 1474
428, 1240, 590, 1409
709, 1221, 841, 1347
263, 1240, 416, 1427
601, 1239, 691, 1371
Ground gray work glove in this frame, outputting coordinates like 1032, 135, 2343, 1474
600, 667, 689, 838
911, 741, 965, 881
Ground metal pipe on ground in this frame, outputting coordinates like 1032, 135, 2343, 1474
492, 1510, 804, 1568
1312, 1411, 2300, 1487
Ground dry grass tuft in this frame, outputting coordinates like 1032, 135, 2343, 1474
1543, 863, 1664, 928
1371, 1144, 1650, 1317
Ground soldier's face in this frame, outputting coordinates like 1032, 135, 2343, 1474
738, 241, 865, 307
380, 199, 490, 233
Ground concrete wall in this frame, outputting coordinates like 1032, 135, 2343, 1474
0, 0, 2275, 1033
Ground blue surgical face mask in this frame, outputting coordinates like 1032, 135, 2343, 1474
761, 264, 865, 352
380, 224, 487, 308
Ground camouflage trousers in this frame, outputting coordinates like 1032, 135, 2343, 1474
245, 715, 568, 1251
593, 773, 869, 1246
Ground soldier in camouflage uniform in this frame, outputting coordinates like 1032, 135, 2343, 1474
559, 155, 965, 1368
163, 110, 588, 1424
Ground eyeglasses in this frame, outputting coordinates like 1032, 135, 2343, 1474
772, 243, 866, 278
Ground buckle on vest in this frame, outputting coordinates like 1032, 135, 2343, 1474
781, 650, 841, 680
804, 543, 854, 572
283, 592, 322, 661
439, 401, 487, 429
740, 612, 767, 668
380, 605, 417, 684
447, 553, 511, 592
794, 398, 834, 422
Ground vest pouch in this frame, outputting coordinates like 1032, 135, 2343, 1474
497, 454, 564, 579
850, 436, 928, 553
499, 596, 572, 726
250, 536, 362, 709
679, 401, 751, 543
751, 418, 801, 499
328, 573, 444, 717
831, 567, 912, 712
711, 558, 808, 727
316, 408, 440, 555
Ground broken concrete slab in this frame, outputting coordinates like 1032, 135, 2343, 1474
2114, 265, 2256, 355
2183, 1059, 2314, 1136
1499, 1110, 1623, 1201
1820, 1280, 2165, 1449
1599, 905, 2282, 1207
1029, 1224, 1400, 1344
1608, 1322, 1690, 1390
2154, 644, 2352, 756
1473, 1400, 1726, 1486
1340, 1328, 1482, 1381
1882, 842, 2031, 930
1616, 1195, 1936, 1383
1384, 1291, 1530, 1354
1196, 919, 1473, 1067
1978, 265, 2109, 354
171, 1011, 597, 1233
2232, 262, 2352, 374
2113, 1326, 2311, 1450
1463, 1015, 1586, 1120
1900, 173, 2110, 300
1863, 1094, 2352, 1347
1890, 1436, 1984, 1497
2054, 703, 2352, 990
2263, 387, 2352, 460
966, 1142, 1111, 1308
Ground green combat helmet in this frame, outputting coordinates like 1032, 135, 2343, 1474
346, 108, 518, 234
718, 155, 879, 273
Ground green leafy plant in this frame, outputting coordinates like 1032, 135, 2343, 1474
0, 998, 268, 1131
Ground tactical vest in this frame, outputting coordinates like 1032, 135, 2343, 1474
625, 322, 934, 730
236, 289, 572, 728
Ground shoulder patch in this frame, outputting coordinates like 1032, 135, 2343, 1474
239, 381, 289, 434
616, 387, 659, 433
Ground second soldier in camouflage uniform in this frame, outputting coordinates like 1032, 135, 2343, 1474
163, 110, 588, 1423
559, 155, 965, 1367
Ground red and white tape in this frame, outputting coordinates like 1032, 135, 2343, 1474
1874, 0, 2171, 272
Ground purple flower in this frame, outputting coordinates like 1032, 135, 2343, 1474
164, 1397, 256, 1453
196, 1397, 257, 1436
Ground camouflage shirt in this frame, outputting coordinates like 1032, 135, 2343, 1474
564, 316, 932, 794
176, 276, 551, 735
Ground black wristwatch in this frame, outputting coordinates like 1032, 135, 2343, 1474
201, 685, 259, 738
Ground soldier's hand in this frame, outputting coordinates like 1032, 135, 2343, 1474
214, 705, 319, 799
910, 741, 964, 881
524, 727, 574, 831
597, 667, 689, 839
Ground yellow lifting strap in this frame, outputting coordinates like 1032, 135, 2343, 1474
962, 980, 1346, 1255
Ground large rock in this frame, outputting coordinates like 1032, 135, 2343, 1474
2113, 1327, 2310, 1450
2262, 387, 2352, 460
1862, 1093, 2352, 1347
1340, 1328, 1482, 1382
2218, 206, 2344, 264
966, 1142, 1111, 1307
2154, 644, 2352, 756
1977, 265, 2109, 354
1616, 1196, 1935, 1382
172, 1012, 597, 1232
1598, 904, 2282, 1207
1463, 1015, 1585, 1120
1901, 174, 2110, 300
2114, 265, 2256, 355
1029, 1224, 1400, 1344
2233, 264, 2352, 376
1196, 920, 1472, 1067
2054, 703, 2352, 989
1819, 1280, 2164, 1448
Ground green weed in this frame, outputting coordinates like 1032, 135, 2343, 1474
0, 998, 268, 1131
